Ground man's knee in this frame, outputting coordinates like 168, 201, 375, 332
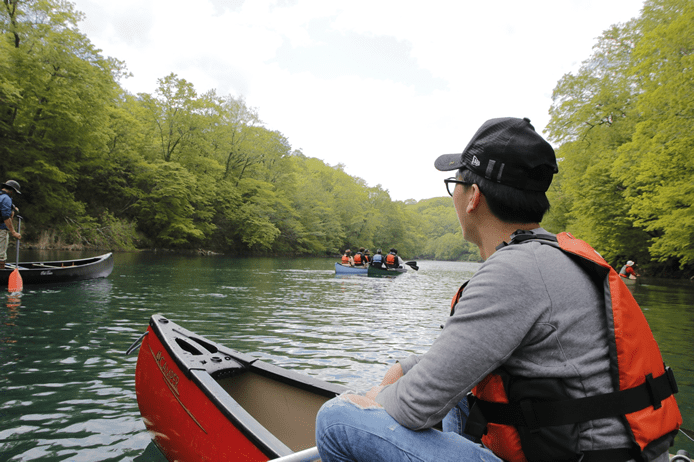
316, 397, 349, 434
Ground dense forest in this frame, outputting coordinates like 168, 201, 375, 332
542, 0, 694, 277
1, 0, 692, 277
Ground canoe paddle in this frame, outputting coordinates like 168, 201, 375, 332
7, 215, 22, 292
405, 260, 419, 271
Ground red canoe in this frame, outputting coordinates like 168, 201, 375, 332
133, 314, 347, 461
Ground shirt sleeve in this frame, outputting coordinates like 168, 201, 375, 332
0, 196, 12, 221
375, 246, 551, 430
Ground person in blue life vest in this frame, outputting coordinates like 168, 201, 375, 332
315, 117, 681, 462
370, 249, 385, 268
0, 180, 22, 270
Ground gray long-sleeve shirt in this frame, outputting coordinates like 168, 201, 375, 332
375, 229, 633, 452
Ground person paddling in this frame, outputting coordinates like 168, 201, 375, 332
619, 260, 640, 279
0, 180, 22, 270
316, 117, 680, 462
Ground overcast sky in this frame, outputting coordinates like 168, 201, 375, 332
71, 0, 645, 202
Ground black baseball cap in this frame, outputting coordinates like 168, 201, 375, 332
434, 117, 558, 192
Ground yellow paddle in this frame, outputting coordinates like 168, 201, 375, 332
8, 216, 22, 292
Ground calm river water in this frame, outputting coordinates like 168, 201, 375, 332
1, 251, 693, 461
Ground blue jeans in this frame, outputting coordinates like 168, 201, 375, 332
315, 397, 502, 462
441, 397, 476, 442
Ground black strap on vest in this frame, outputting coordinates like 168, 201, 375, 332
468, 367, 678, 434
581, 448, 634, 462
495, 229, 559, 251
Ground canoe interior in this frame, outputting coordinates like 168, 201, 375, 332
14, 255, 105, 269
217, 370, 332, 452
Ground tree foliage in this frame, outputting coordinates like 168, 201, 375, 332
544, 0, 694, 276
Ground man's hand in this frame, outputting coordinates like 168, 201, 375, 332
12, 231, 20, 240
343, 385, 384, 408
342, 363, 403, 408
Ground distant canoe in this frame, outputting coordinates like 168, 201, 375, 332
334, 262, 367, 275
621, 276, 638, 286
0, 253, 114, 285
367, 264, 407, 277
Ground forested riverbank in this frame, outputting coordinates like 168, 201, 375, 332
1, 0, 692, 278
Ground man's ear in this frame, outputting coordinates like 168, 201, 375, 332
466, 184, 482, 214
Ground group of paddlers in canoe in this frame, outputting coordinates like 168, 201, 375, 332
339, 247, 404, 269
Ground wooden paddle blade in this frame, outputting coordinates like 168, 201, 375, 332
8, 268, 23, 292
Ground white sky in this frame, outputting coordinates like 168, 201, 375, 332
71, 0, 645, 202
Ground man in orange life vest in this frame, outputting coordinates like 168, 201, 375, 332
316, 117, 680, 462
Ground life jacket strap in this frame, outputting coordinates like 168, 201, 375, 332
581, 448, 635, 462
495, 230, 558, 251
468, 367, 677, 431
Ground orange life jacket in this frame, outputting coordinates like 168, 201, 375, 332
341, 255, 350, 264
354, 253, 363, 265
452, 231, 681, 462
385, 253, 397, 266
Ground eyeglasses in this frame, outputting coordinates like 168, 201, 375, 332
444, 177, 473, 196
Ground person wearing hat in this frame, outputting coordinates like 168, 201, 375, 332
619, 260, 640, 279
1, 180, 22, 270
315, 118, 679, 462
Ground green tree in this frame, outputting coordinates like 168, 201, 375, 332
132, 162, 207, 247
0, 0, 128, 238
545, 19, 651, 265
139, 73, 204, 163
612, 0, 694, 268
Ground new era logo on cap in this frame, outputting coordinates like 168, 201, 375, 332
433, 117, 558, 192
